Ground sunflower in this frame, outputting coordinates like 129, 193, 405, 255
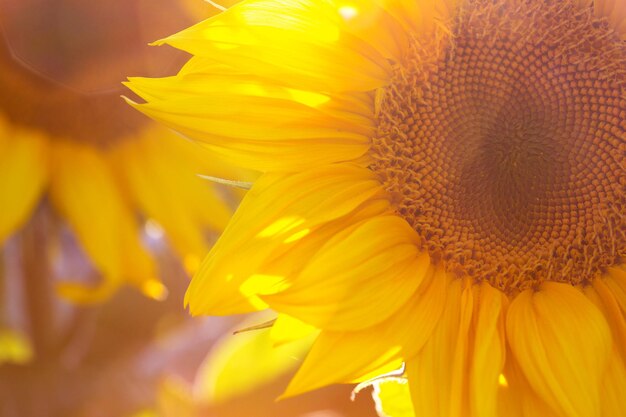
0, 0, 240, 303
127, 1, 626, 416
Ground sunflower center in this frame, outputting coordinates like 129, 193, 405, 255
0, 0, 191, 146
370, 0, 626, 293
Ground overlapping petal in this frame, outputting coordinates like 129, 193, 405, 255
604, 265, 626, 314
469, 283, 508, 417
283, 267, 446, 397
506, 282, 611, 417
406, 279, 473, 417
403, 281, 507, 417
600, 349, 626, 417
126, 83, 373, 172
587, 277, 626, 361
261, 217, 426, 331
154, 0, 392, 92
185, 164, 390, 315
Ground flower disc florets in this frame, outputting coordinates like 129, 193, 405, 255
371, 0, 626, 293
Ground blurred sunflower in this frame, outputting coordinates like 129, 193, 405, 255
127, 311, 377, 417
127, 1, 626, 416
0, 0, 244, 304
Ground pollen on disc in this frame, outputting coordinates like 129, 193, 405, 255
370, 0, 626, 293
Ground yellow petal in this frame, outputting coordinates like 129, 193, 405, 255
372, 379, 415, 417
604, 265, 626, 313
585, 280, 626, 416
111, 129, 232, 260
185, 164, 388, 315
469, 283, 508, 417
156, 0, 391, 92
128, 69, 375, 121
156, 377, 196, 417
334, 0, 409, 61
125, 91, 371, 172
0, 328, 33, 365
262, 217, 425, 331
600, 348, 626, 417
587, 277, 626, 362
495, 374, 524, 417
56, 280, 120, 304
270, 314, 318, 346
282, 328, 402, 398
406, 278, 474, 417
397, 267, 449, 360
519, 392, 563, 417
499, 352, 557, 417
50, 142, 122, 279
506, 282, 611, 417
119, 215, 165, 301
283, 266, 446, 397
0, 126, 48, 244
49, 141, 158, 302
193, 311, 315, 404
374, 0, 457, 36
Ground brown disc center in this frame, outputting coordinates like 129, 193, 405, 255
0, 0, 193, 146
370, 0, 626, 292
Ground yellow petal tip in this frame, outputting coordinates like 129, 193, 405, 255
56, 281, 117, 304
142, 279, 169, 301
0, 329, 34, 365
148, 38, 167, 47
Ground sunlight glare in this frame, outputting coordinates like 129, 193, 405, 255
338, 5, 359, 21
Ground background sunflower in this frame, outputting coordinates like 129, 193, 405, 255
0, 0, 246, 304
